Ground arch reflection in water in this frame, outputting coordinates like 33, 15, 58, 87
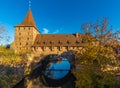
45, 57, 71, 79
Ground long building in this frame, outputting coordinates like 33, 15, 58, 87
11, 9, 86, 55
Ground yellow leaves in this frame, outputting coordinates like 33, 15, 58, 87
24, 67, 32, 75
0, 46, 22, 67
76, 45, 116, 66
73, 69, 93, 88
1, 56, 21, 66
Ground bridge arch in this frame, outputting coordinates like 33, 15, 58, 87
13, 51, 76, 88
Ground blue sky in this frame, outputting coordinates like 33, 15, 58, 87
0, 0, 120, 45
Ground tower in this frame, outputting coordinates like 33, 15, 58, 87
12, 9, 40, 53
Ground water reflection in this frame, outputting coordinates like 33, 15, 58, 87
45, 57, 70, 79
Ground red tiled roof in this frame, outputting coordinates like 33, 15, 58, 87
16, 9, 36, 27
33, 34, 83, 47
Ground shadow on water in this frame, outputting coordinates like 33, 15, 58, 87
13, 51, 76, 88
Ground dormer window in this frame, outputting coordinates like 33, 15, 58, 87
50, 41, 54, 44
67, 40, 70, 44
43, 42, 46, 44
58, 40, 62, 44
37, 42, 40, 44
76, 40, 79, 44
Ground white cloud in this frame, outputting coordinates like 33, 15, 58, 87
42, 28, 49, 34
52, 29, 59, 34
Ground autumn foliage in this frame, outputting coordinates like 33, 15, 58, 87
73, 18, 120, 88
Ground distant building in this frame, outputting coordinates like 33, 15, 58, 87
11, 9, 85, 55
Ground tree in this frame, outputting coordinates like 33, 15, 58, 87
81, 18, 120, 45
73, 18, 120, 88
0, 24, 10, 45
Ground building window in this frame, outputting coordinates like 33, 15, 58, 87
50, 41, 54, 45
27, 38, 29, 40
20, 43, 21, 45
37, 42, 40, 44
57, 46, 60, 51
49, 47, 53, 51
24, 27, 25, 30
76, 40, 79, 44
42, 47, 44, 51
26, 42, 28, 45
67, 40, 70, 44
18, 27, 20, 30
19, 38, 21, 40
29, 27, 30, 30
58, 40, 62, 44
19, 33, 21, 35
43, 42, 46, 44
34, 47, 36, 51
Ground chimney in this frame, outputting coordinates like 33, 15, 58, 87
76, 32, 79, 38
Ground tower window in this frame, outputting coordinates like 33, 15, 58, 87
26, 42, 28, 45
27, 38, 29, 40
18, 27, 20, 30
19, 33, 21, 35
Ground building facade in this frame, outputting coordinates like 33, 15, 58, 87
11, 9, 85, 55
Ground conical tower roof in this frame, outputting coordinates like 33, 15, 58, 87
16, 9, 36, 27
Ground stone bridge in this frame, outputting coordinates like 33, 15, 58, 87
13, 51, 76, 88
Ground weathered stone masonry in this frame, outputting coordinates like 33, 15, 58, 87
11, 9, 84, 55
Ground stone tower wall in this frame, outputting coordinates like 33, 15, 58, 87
13, 26, 39, 53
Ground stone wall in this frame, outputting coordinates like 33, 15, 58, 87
11, 26, 40, 53
32, 46, 83, 56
